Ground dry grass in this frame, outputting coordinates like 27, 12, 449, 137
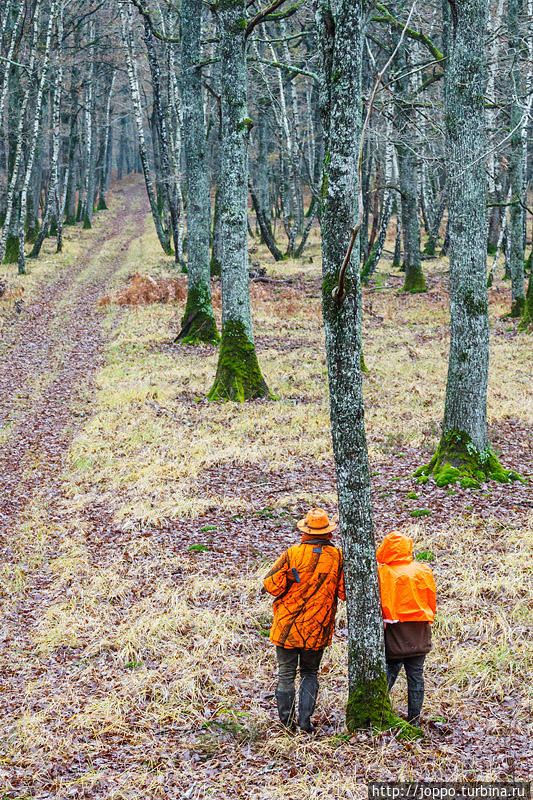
0, 202, 531, 797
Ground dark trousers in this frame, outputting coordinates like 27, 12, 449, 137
275, 646, 324, 731
276, 646, 324, 691
386, 654, 426, 725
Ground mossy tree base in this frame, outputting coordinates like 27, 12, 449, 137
178, 285, 219, 345
25, 226, 40, 244
403, 264, 427, 293
518, 271, 533, 330
510, 297, 525, 318
346, 676, 423, 740
82, 216, 92, 230
3, 236, 20, 264
415, 431, 523, 488
208, 320, 272, 402
423, 238, 436, 257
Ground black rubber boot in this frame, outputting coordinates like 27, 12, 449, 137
298, 676, 319, 733
275, 688, 296, 730
407, 688, 424, 727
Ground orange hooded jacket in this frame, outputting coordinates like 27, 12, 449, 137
263, 540, 345, 650
377, 532, 436, 623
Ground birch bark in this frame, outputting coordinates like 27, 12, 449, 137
0, 0, 45, 266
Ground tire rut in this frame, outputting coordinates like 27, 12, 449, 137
0, 181, 148, 534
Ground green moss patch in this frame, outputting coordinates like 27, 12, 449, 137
208, 319, 273, 402
179, 283, 219, 345
409, 509, 432, 518
415, 430, 524, 488
346, 674, 423, 740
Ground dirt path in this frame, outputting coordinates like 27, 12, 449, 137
0, 180, 148, 532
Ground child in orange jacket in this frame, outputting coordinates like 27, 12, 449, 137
263, 508, 345, 732
377, 530, 436, 727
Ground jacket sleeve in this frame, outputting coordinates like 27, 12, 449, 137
337, 551, 346, 601
263, 552, 290, 598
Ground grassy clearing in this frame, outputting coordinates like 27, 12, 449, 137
1, 201, 531, 796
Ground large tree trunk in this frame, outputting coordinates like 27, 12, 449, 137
317, 0, 410, 735
508, 0, 526, 316
391, 17, 425, 292
417, 0, 520, 488
208, 0, 271, 402
179, 0, 219, 345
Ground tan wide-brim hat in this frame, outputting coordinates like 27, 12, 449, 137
297, 507, 337, 535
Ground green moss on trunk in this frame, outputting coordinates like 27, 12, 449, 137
510, 297, 524, 318
82, 214, 92, 230
518, 271, 533, 330
208, 320, 272, 402
210, 254, 221, 277
415, 430, 523, 488
25, 223, 40, 244
423, 238, 436, 257
403, 262, 426, 293
3, 236, 20, 263
179, 284, 219, 345
346, 675, 422, 740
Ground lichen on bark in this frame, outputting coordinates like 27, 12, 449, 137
181, 0, 218, 344
209, 0, 271, 401
207, 320, 271, 402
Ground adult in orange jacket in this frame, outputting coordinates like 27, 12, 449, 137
377, 530, 436, 727
263, 508, 345, 732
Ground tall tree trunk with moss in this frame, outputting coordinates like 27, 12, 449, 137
208, 0, 271, 401
393, 32, 425, 293
179, 0, 219, 344
317, 0, 413, 735
416, 0, 520, 488
508, 0, 526, 317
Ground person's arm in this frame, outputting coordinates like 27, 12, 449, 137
337, 552, 346, 601
263, 551, 291, 597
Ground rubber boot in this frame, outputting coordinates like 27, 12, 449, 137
275, 688, 296, 730
298, 676, 318, 733
407, 688, 424, 727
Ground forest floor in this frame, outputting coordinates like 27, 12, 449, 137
0, 177, 531, 799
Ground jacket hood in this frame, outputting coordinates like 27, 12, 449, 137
376, 531, 413, 565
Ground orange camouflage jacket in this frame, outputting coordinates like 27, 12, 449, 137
263, 540, 345, 650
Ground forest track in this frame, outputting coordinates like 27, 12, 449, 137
0, 179, 148, 534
